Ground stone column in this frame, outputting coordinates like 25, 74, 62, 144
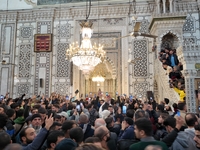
112, 78, 116, 99
85, 75, 90, 96
183, 69, 197, 113
163, 0, 166, 13
156, 0, 161, 13
169, 0, 173, 13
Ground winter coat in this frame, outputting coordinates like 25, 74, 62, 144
170, 128, 198, 150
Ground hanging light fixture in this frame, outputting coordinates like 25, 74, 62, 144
66, 0, 106, 73
92, 75, 105, 82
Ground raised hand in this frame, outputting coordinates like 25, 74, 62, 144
45, 113, 54, 130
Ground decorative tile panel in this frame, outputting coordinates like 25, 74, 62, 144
18, 43, 31, 78
132, 39, 148, 77
19, 26, 33, 40
54, 83, 70, 95
183, 16, 195, 32
56, 43, 70, 78
56, 23, 71, 39
139, 20, 150, 33
134, 82, 149, 97
183, 37, 196, 44
17, 83, 31, 96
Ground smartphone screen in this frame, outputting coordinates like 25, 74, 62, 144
177, 111, 180, 117
129, 95, 133, 100
106, 92, 108, 96
0, 95, 4, 101
116, 92, 118, 95
122, 106, 127, 114
76, 105, 81, 111
66, 96, 69, 100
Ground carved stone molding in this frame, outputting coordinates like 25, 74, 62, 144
183, 69, 197, 77
0, 13, 17, 22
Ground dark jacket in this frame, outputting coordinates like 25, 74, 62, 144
154, 124, 168, 141
22, 128, 49, 150
79, 124, 94, 141
162, 128, 179, 147
118, 125, 134, 141
6, 119, 15, 138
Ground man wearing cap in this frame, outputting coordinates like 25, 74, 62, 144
29, 114, 42, 135
19, 115, 54, 150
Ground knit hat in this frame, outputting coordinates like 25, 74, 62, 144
101, 110, 110, 120
31, 114, 41, 121
55, 138, 77, 150
58, 111, 69, 119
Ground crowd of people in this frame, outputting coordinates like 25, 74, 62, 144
159, 47, 186, 102
0, 89, 199, 150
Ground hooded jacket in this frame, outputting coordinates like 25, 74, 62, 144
170, 128, 198, 150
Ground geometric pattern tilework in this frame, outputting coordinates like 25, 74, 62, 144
56, 24, 71, 39
55, 83, 69, 95
19, 44, 31, 78
19, 26, 33, 40
34, 52, 50, 96
134, 82, 149, 97
56, 43, 70, 78
139, 20, 150, 33
183, 16, 195, 32
183, 37, 196, 44
133, 39, 148, 77
17, 82, 31, 96
37, 21, 51, 33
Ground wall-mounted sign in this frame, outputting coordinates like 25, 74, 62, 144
34, 34, 52, 52
195, 63, 200, 69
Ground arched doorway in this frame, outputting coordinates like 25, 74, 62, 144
161, 32, 179, 49
86, 60, 116, 98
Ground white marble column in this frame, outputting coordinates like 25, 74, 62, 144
183, 69, 197, 113
163, 0, 166, 13
156, 0, 160, 13
169, 0, 173, 13
112, 78, 116, 99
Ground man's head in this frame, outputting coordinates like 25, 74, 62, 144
38, 107, 47, 123
194, 124, 200, 149
0, 106, 5, 114
0, 113, 7, 130
163, 116, 176, 133
178, 102, 186, 111
158, 113, 169, 124
31, 114, 42, 128
0, 132, 11, 150
85, 137, 102, 148
49, 122, 62, 131
123, 117, 133, 129
79, 114, 88, 124
19, 127, 36, 144
4, 144, 22, 150
94, 118, 106, 129
105, 117, 114, 128
52, 104, 60, 113
134, 109, 149, 122
47, 130, 65, 150
69, 127, 84, 144
62, 120, 77, 138
134, 118, 153, 139
6, 109, 16, 119
94, 126, 110, 142
185, 113, 198, 127
54, 115, 62, 124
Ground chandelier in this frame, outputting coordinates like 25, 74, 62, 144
66, 21, 106, 73
92, 75, 105, 82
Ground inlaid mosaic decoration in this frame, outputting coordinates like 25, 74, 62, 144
132, 39, 148, 77
183, 15, 195, 32
139, 20, 150, 33
56, 43, 70, 78
54, 83, 70, 96
56, 24, 71, 39
17, 83, 31, 96
134, 82, 149, 97
19, 26, 33, 40
18, 44, 31, 78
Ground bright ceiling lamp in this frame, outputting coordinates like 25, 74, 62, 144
92, 75, 105, 82
66, 0, 106, 73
